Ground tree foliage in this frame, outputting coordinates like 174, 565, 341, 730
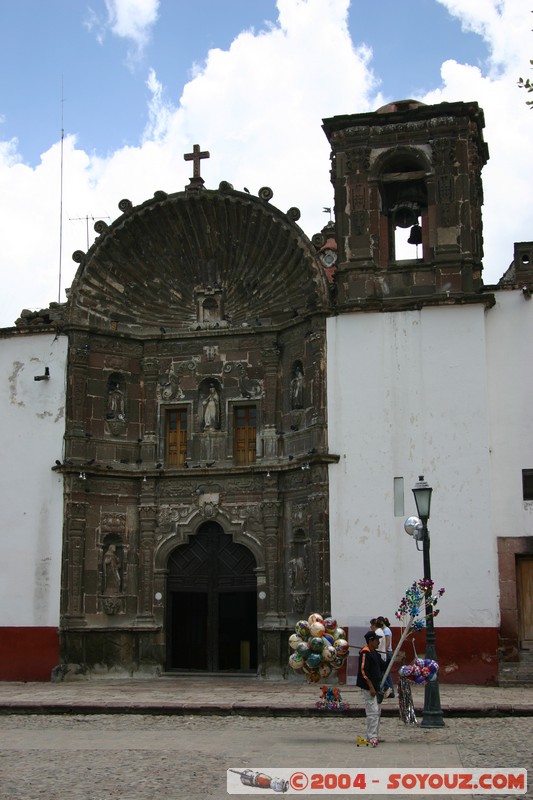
518, 12, 533, 108
518, 65, 533, 107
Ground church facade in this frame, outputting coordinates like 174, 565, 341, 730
1, 99, 532, 683
54, 165, 336, 679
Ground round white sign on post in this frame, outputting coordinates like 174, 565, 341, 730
258, 591, 266, 600
154, 592, 163, 601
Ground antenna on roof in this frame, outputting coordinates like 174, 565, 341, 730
69, 214, 111, 250
58, 79, 65, 303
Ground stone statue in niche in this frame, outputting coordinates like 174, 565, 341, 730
290, 366, 304, 409
106, 382, 125, 420
103, 544, 122, 595
289, 540, 309, 614
200, 384, 220, 430
289, 555, 308, 593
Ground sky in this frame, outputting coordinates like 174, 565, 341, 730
0, 0, 531, 327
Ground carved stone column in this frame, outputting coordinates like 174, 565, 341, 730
308, 331, 325, 426
140, 348, 159, 463
262, 498, 283, 625
137, 502, 157, 623
63, 501, 88, 623
67, 334, 90, 440
261, 346, 281, 460
308, 476, 330, 613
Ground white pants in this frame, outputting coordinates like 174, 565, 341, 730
362, 689, 381, 741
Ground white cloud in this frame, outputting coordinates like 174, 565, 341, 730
105, 0, 159, 47
86, 0, 159, 61
426, 0, 533, 281
0, 0, 530, 326
0, 0, 376, 326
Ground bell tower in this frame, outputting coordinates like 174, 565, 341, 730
322, 99, 489, 310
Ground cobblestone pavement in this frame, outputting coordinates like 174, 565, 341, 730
0, 713, 531, 800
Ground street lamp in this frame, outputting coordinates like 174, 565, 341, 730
405, 475, 445, 728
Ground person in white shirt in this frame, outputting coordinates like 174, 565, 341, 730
377, 615, 395, 698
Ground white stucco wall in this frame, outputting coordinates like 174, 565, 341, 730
486, 289, 533, 539
0, 331, 67, 627
327, 304, 497, 630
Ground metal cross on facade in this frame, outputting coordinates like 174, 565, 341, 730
184, 144, 210, 179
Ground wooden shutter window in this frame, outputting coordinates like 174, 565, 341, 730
234, 406, 257, 465
167, 409, 188, 466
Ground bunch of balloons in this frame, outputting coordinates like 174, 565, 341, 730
288, 612, 349, 683
399, 657, 439, 684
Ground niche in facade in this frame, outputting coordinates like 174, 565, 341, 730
105, 372, 127, 436
289, 528, 309, 614
290, 361, 305, 410
101, 534, 125, 615
198, 378, 222, 431
194, 285, 225, 328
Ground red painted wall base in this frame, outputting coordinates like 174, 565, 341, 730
0, 628, 59, 681
344, 626, 499, 686
390, 626, 499, 686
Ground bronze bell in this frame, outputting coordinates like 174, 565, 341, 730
407, 223, 423, 246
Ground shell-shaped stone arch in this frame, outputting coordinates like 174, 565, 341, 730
154, 507, 264, 571
66, 188, 331, 331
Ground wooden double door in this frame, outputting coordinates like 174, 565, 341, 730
517, 556, 533, 650
167, 522, 258, 671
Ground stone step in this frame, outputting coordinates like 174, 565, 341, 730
498, 659, 533, 686
498, 678, 533, 687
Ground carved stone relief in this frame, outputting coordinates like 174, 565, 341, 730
289, 532, 310, 614
224, 361, 263, 399
158, 358, 198, 401
290, 362, 304, 410
345, 146, 371, 173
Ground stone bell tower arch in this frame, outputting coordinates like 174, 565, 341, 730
322, 99, 489, 309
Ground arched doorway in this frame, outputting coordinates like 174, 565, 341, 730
166, 521, 257, 672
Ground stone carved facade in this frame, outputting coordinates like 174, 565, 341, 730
58, 181, 333, 678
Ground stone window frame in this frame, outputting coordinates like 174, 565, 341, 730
227, 398, 262, 464
157, 400, 193, 467
497, 536, 533, 661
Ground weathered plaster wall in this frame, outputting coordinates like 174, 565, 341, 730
327, 304, 497, 680
0, 331, 67, 677
485, 288, 533, 660
486, 289, 533, 538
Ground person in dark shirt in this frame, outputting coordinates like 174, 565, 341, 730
355, 631, 384, 746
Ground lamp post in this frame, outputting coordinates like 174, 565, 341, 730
409, 475, 445, 728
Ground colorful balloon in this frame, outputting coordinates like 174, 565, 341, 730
289, 653, 304, 669
322, 645, 336, 662
296, 641, 311, 658
334, 638, 349, 656
332, 627, 346, 641
309, 636, 324, 653
308, 613, 324, 626
323, 616, 337, 632
306, 652, 322, 669
309, 621, 326, 637
319, 662, 332, 678
288, 633, 303, 650
295, 620, 310, 638
399, 658, 439, 684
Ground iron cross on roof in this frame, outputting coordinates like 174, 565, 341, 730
184, 144, 210, 179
